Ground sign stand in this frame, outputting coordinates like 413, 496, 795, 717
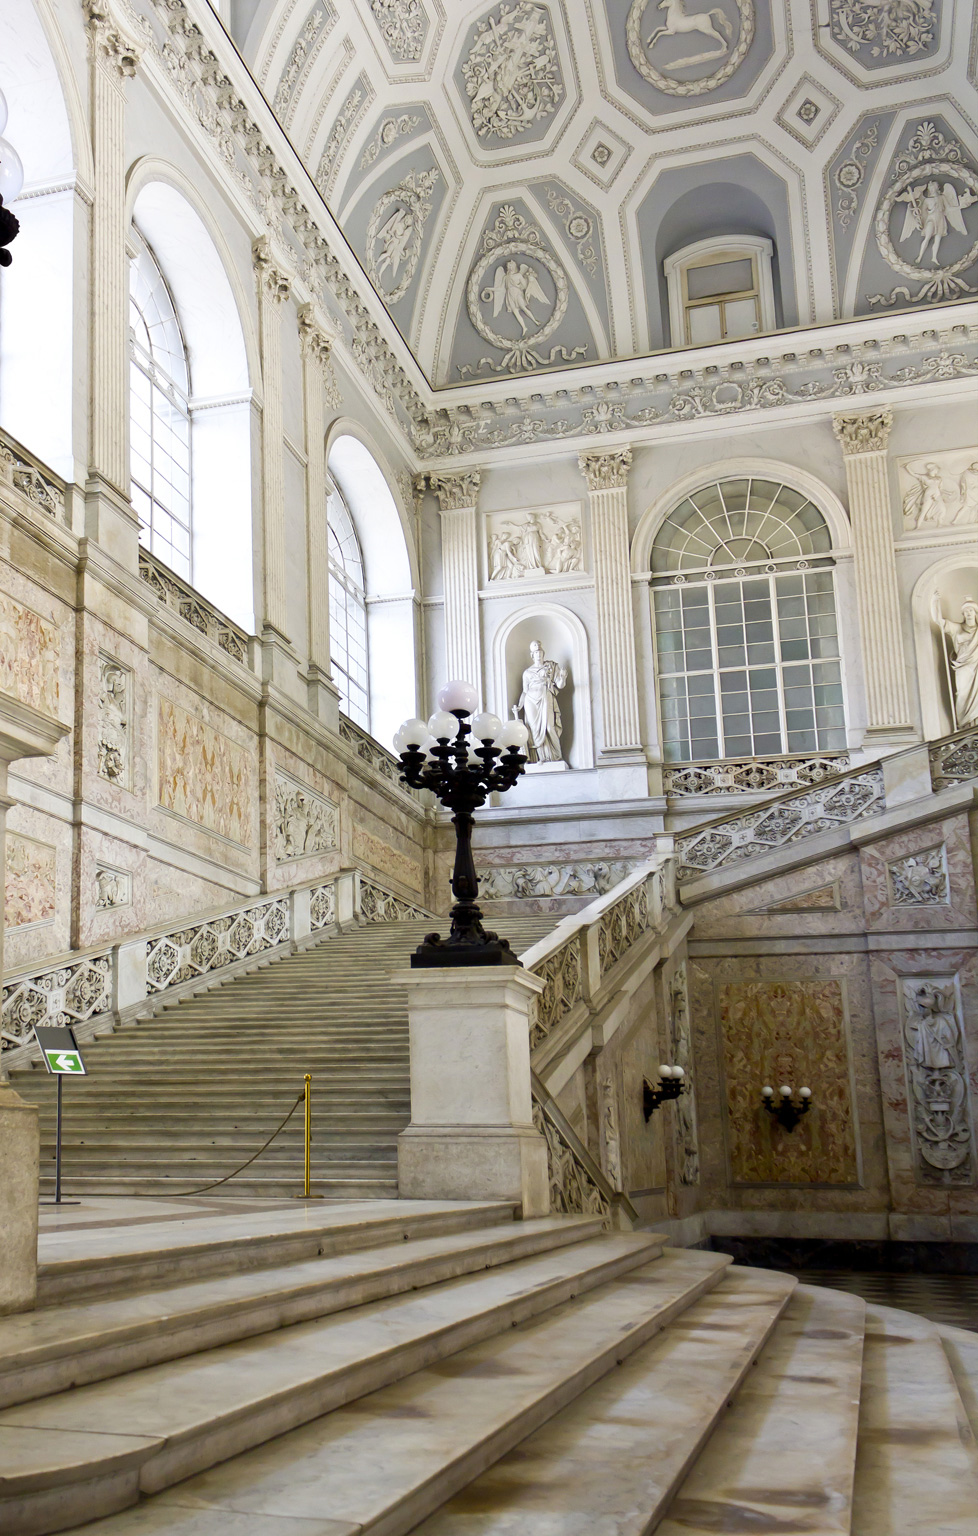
34, 1024, 86, 1205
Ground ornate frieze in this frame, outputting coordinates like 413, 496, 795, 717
428, 470, 482, 510
462, 205, 583, 378
4, 834, 57, 930
157, 698, 255, 846
139, 551, 250, 664
669, 963, 699, 1185
273, 772, 338, 861
887, 845, 949, 905
578, 449, 632, 492
146, 898, 289, 992
625, 0, 755, 97
360, 113, 423, 170
272, 4, 336, 122
94, 866, 132, 910
365, 168, 439, 305
870, 122, 978, 308
529, 934, 584, 1050
316, 74, 372, 196
0, 438, 66, 522
832, 408, 893, 455
0, 590, 60, 719
97, 655, 131, 788
664, 753, 850, 796
369, 0, 428, 62
486, 506, 584, 581
676, 767, 886, 881
901, 977, 973, 1184
461, 3, 563, 140
898, 446, 978, 531
480, 860, 631, 901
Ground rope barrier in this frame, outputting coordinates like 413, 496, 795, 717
168, 1086, 307, 1197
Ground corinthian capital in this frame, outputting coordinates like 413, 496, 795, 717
832, 409, 893, 456
578, 449, 632, 492
83, 0, 142, 76
253, 237, 292, 304
429, 471, 482, 512
297, 303, 336, 368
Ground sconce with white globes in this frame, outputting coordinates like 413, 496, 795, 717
0, 87, 24, 268
761, 1083, 812, 1132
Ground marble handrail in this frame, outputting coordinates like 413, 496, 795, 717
929, 723, 978, 790
138, 548, 252, 666
531, 1071, 639, 1229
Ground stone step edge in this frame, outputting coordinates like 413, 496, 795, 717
35, 1201, 520, 1305
1, 1217, 608, 1410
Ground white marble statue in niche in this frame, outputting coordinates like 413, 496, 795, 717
932, 594, 978, 729
902, 978, 973, 1183
97, 656, 130, 786
513, 640, 567, 764
902, 457, 978, 529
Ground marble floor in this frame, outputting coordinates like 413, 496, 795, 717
791, 1268, 978, 1333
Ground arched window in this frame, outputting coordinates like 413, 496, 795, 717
129, 234, 192, 579
651, 477, 846, 763
327, 482, 369, 727
663, 236, 775, 347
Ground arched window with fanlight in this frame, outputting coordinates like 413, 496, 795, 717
651, 477, 847, 764
327, 482, 369, 728
128, 233, 192, 579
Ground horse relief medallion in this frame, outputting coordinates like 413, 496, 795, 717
626, 0, 755, 96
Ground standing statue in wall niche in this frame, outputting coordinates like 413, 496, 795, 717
932, 594, 978, 729
902, 979, 972, 1182
97, 657, 129, 786
513, 640, 567, 764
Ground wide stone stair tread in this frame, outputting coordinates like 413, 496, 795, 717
939, 1322, 978, 1442
408, 1264, 795, 1536
60, 1248, 730, 1536
0, 1216, 604, 1410
851, 1302, 978, 1534
0, 1233, 663, 1533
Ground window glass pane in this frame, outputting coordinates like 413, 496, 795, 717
722, 296, 760, 339
687, 304, 723, 345
686, 257, 754, 300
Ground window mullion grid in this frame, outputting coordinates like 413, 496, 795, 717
706, 578, 725, 761
770, 571, 790, 751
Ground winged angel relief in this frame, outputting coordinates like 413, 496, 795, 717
871, 123, 978, 307
626, 0, 754, 97
462, 205, 587, 376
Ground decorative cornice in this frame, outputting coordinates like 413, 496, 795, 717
253, 237, 292, 304
83, 0, 142, 76
832, 408, 894, 456
428, 471, 482, 511
578, 449, 632, 492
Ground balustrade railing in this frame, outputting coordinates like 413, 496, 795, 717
138, 549, 251, 665
0, 427, 69, 526
929, 723, 978, 790
531, 1074, 637, 1228
663, 752, 850, 797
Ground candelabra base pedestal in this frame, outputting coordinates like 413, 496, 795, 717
411, 901, 522, 968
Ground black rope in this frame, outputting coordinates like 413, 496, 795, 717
168, 1088, 306, 1196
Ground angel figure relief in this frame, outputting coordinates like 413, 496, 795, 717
896, 180, 977, 266
373, 206, 414, 283
486, 259, 552, 336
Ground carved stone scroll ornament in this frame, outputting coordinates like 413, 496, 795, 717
252, 236, 293, 304
625, 0, 755, 97
830, 0, 935, 56
902, 978, 973, 1184
463, 206, 585, 377
297, 304, 341, 408
365, 168, 439, 304
0, 441, 66, 521
831, 408, 893, 455
669, 962, 699, 1185
578, 449, 632, 491
370, 0, 428, 63
870, 123, 978, 307
428, 471, 482, 511
83, 0, 142, 76
94, 866, 131, 909
97, 655, 130, 787
273, 773, 338, 861
532, 1102, 610, 1219
529, 935, 583, 1050
887, 845, 949, 905
461, 3, 564, 140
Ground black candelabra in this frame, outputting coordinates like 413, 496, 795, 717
395, 682, 530, 968
761, 1083, 813, 1132
643, 1065, 687, 1121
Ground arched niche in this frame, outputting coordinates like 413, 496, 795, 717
0, 0, 84, 477
912, 555, 978, 740
326, 430, 419, 747
129, 174, 256, 633
491, 605, 593, 771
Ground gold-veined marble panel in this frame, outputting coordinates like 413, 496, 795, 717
719, 979, 858, 1185
157, 698, 255, 847
353, 825, 423, 893
4, 832, 56, 928
0, 589, 59, 716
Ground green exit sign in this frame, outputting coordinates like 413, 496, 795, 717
43, 1049, 85, 1075
34, 1025, 87, 1077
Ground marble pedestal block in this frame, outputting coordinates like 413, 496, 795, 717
0, 1085, 40, 1314
396, 967, 549, 1217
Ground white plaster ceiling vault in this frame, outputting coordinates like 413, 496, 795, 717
229, 0, 978, 393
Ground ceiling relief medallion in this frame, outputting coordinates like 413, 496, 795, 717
870, 122, 978, 307
625, 0, 755, 95
462, 205, 586, 376
830, 0, 935, 58
368, 0, 428, 63
461, 2, 564, 140
365, 168, 439, 303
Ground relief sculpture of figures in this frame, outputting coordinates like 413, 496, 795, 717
462, 2, 563, 140
902, 979, 973, 1183
901, 453, 978, 529
487, 510, 583, 580
513, 639, 567, 763
932, 594, 978, 729
897, 180, 977, 267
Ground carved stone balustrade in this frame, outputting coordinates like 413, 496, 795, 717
138, 549, 252, 666
663, 753, 851, 797
0, 428, 70, 526
929, 723, 978, 790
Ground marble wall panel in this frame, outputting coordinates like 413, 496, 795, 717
2, 804, 73, 968
266, 745, 345, 887
0, 586, 60, 718
0, 561, 75, 800
157, 696, 257, 848
353, 824, 425, 895
686, 850, 865, 940
77, 620, 150, 819
4, 832, 56, 930
718, 978, 860, 1187
858, 813, 977, 933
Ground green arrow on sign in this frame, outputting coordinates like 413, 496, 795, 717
44, 1050, 84, 1074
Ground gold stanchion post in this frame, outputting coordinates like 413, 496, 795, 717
303, 1074, 312, 1198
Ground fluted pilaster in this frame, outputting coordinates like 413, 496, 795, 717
579, 450, 642, 753
254, 238, 292, 643
298, 304, 337, 683
833, 410, 914, 740
430, 472, 483, 697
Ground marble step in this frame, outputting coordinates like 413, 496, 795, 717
38, 1174, 401, 1201
411, 1264, 795, 1536
940, 1323, 978, 1442
0, 1233, 663, 1535
850, 1302, 978, 1534
1, 1216, 604, 1409
654, 1282, 864, 1536
36, 1199, 518, 1303
67, 1248, 733, 1536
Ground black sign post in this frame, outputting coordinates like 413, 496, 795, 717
34, 1025, 86, 1205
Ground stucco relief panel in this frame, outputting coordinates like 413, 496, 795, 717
897, 445, 978, 533
900, 974, 974, 1185
353, 825, 424, 893
157, 698, 256, 847
4, 832, 57, 930
718, 978, 860, 1185
0, 588, 60, 718
858, 815, 976, 931
485, 502, 586, 584
601, 0, 777, 121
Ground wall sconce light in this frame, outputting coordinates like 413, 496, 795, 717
644, 1064, 686, 1121
762, 1083, 812, 1132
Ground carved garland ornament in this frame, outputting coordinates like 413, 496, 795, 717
870, 124, 978, 307
365, 168, 439, 305
369, 0, 427, 63
625, 0, 755, 97
461, 3, 563, 140
464, 205, 584, 375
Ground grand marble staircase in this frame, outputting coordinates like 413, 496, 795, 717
1, 1199, 974, 1536
15, 916, 555, 1200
